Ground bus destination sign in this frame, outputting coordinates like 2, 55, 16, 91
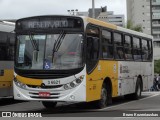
27, 20, 69, 29
16, 17, 83, 30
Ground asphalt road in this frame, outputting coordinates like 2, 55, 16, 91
0, 91, 160, 118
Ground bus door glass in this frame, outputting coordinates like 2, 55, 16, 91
86, 25, 100, 73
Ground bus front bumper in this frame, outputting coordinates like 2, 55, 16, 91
13, 81, 86, 102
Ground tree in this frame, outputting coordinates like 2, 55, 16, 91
126, 20, 143, 32
154, 60, 160, 74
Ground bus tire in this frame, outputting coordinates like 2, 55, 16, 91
94, 84, 108, 109
134, 78, 142, 99
131, 78, 142, 100
124, 78, 142, 100
42, 101, 57, 109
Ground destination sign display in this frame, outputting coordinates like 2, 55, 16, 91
16, 17, 83, 31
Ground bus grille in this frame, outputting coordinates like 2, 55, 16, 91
27, 85, 63, 89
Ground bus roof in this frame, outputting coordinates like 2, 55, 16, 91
14, 15, 153, 39
81, 16, 153, 40
0, 21, 15, 33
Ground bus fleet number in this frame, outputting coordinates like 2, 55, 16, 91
47, 80, 60, 85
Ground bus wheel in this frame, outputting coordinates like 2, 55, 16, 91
135, 78, 142, 99
42, 101, 57, 109
94, 84, 108, 109
124, 78, 142, 100
132, 78, 142, 100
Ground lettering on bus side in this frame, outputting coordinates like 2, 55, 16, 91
120, 64, 129, 73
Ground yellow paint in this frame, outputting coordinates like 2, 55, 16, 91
87, 17, 117, 30
16, 75, 42, 86
0, 69, 13, 88
86, 60, 118, 102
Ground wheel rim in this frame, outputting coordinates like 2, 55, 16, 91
101, 88, 107, 107
137, 85, 141, 97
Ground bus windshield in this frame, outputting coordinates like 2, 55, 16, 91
16, 33, 84, 70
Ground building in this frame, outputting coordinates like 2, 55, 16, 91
127, 0, 151, 35
150, 0, 160, 60
76, 12, 89, 17
77, 6, 125, 27
97, 11, 125, 27
127, 0, 160, 60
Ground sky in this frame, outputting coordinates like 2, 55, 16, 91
0, 0, 126, 19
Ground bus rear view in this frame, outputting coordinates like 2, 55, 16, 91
14, 16, 86, 108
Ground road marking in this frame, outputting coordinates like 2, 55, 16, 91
99, 92, 160, 111
114, 117, 135, 119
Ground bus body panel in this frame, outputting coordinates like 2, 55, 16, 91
86, 61, 118, 102
0, 69, 13, 97
118, 61, 153, 96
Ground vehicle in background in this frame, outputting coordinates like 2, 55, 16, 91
0, 21, 15, 98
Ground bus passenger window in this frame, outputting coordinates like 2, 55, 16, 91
142, 39, 152, 61
115, 47, 124, 59
133, 37, 140, 49
0, 32, 15, 61
133, 49, 142, 60
102, 45, 113, 59
148, 40, 152, 61
102, 30, 113, 59
114, 33, 124, 60
133, 37, 142, 61
142, 39, 148, 61
124, 35, 133, 60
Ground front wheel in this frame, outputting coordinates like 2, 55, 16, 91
94, 84, 108, 109
42, 101, 57, 109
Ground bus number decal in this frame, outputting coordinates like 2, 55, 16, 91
44, 80, 60, 85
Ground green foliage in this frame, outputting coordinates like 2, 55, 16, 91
154, 60, 160, 74
126, 20, 133, 29
126, 20, 143, 32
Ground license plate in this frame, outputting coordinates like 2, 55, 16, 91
43, 80, 60, 86
39, 92, 50, 97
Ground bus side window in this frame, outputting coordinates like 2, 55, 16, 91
101, 30, 113, 59
0, 32, 15, 61
133, 37, 142, 61
124, 35, 133, 60
142, 39, 149, 61
148, 40, 153, 61
114, 33, 124, 60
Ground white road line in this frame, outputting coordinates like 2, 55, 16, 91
98, 92, 160, 111
114, 117, 135, 119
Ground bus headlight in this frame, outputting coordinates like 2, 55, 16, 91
14, 78, 27, 89
64, 84, 70, 90
70, 82, 76, 88
63, 75, 84, 90
75, 78, 81, 84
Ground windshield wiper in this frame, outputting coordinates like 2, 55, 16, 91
29, 34, 39, 62
29, 34, 39, 51
52, 31, 66, 62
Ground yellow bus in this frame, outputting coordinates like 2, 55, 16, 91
0, 21, 15, 98
13, 15, 153, 108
